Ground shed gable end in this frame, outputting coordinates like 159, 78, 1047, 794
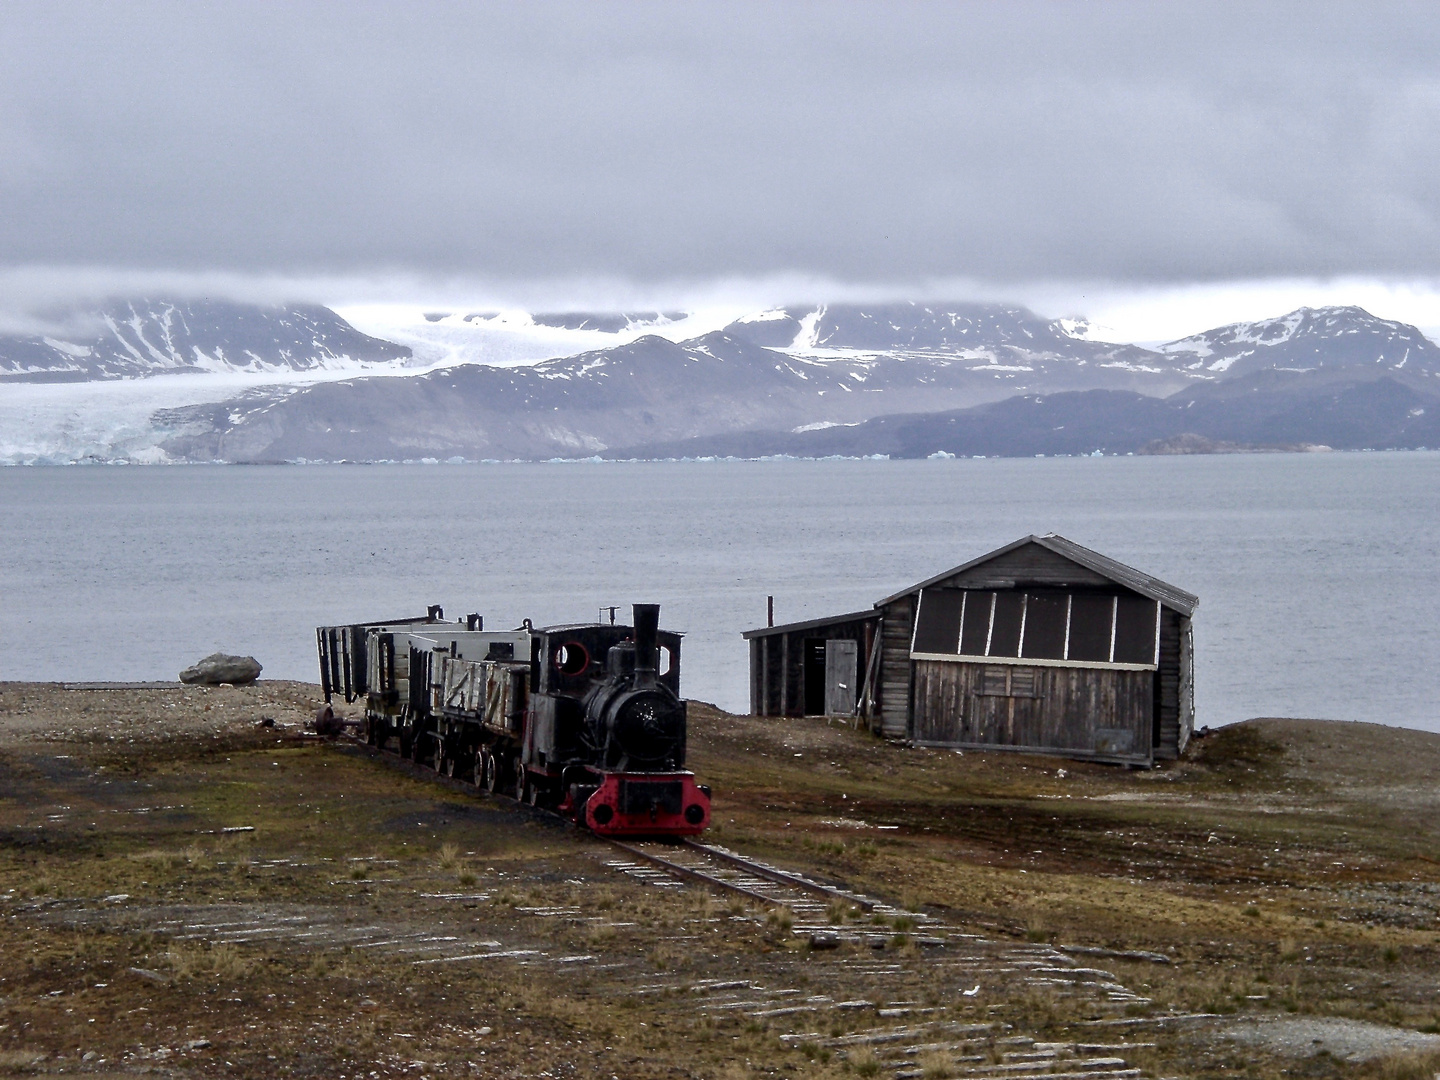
925, 542, 1114, 592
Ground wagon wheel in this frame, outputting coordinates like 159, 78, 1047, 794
512, 763, 528, 802
482, 751, 499, 794
471, 749, 486, 787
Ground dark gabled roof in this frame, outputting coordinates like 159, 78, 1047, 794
741, 608, 879, 640
874, 533, 1199, 616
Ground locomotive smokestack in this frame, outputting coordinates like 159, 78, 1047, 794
632, 603, 660, 688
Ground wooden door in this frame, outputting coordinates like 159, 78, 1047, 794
824, 639, 859, 715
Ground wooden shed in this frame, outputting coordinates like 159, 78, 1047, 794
746, 534, 1198, 767
744, 610, 881, 720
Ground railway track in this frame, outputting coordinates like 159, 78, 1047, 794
328, 727, 1176, 1080
340, 729, 890, 918
604, 838, 882, 920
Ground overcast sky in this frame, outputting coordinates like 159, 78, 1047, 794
4, 2, 1440, 334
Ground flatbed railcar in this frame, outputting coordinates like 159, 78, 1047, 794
316, 603, 711, 837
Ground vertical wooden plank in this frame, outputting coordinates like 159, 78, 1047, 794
780, 633, 790, 718
1177, 616, 1195, 755
750, 638, 761, 716
761, 636, 770, 716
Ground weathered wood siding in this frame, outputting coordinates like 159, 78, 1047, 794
922, 544, 1116, 592
750, 616, 877, 718
877, 596, 914, 738
750, 638, 762, 715
1177, 617, 1194, 756
1153, 607, 1183, 759
911, 659, 1154, 765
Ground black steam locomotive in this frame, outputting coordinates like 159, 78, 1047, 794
316, 603, 711, 837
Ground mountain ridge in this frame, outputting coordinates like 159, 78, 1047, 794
7, 299, 1439, 464
157, 303, 1436, 462
0, 299, 412, 381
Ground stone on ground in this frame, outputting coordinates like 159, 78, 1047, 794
179, 653, 263, 685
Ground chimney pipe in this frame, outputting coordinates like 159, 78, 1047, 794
767, 595, 774, 628
632, 603, 660, 689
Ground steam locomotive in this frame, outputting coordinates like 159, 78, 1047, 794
315, 603, 711, 836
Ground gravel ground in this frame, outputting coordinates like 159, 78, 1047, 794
0, 681, 324, 747
1216, 1014, 1440, 1062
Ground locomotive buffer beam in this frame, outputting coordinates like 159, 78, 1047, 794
682, 840, 875, 912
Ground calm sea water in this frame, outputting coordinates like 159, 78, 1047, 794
2, 454, 1437, 732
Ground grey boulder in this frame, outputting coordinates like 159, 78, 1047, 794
179, 653, 263, 685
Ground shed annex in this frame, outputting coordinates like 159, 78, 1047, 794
744, 534, 1198, 767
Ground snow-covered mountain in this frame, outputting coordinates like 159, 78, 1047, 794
152, 304, 1440, 463
727, 301, 1111, 355
0, 299, 413, 381
10, 299, 1440, 464
1157, 306, 1440, 380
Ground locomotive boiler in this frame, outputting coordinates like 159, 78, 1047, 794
316, 603, 711, 837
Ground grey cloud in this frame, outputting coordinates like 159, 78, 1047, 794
3, 2, 1440, 286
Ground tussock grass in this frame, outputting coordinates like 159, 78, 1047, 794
165, 941, 251, 981
918, 1048, 955, 1078
844, 1044, 882, 1077
1365, 1048, 1440, 1080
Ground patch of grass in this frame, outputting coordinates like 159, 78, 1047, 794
1363, 1048, 1440, 1080
845, 1044, 882, 1077
166, 941, 251, 981
918, 1048, 954, 1078
827, 900, 854, 924
1194, 722, 1287, 776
